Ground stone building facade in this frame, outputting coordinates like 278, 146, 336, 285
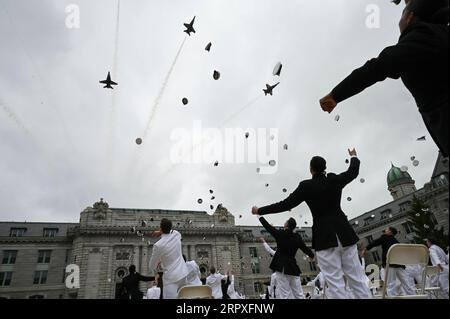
0, 153, 447, 299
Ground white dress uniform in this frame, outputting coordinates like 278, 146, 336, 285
227, 275, 241, 299
206, 273, 227, 299
429, 244, 449, 296
149, 230, 188, 299
268, 272, 278, 299
317, 236, 371, 299
185, 260, 202, 286
146, 286, 161, 299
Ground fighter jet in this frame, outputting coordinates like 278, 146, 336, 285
99, 72, 118, 89
263, 82, 280, 96
184, 16, 196, 36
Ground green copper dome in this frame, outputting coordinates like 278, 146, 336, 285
387, 164, 413, 188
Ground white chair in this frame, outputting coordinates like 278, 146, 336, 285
424, 266, 442, 299
178, 285, 213, 299
382, 244, 429, 299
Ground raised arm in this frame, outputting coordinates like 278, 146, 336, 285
320, 28, 430, 113
335, 157, 360, 187
257, 183, 306, 216
257, 216, 280, 241
333, 148, 360, 188
365, 236, 384, 251
262, 240, 276, 257
137, 273, 155, 282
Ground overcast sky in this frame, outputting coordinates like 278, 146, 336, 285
0, 0, 440, 227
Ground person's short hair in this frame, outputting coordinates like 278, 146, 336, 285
210, 267, 216, 274
160, 218, 172, 234
406, 0, 449, 24
287, 218, 297, 230
129, 265, 136, 274
388, 227, 398, 236
426, 237, 437, 245
310, 156, 326, 174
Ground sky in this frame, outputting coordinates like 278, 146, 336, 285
0, 0, 440, 227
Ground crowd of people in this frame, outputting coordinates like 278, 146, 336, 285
118, 204, 448, 300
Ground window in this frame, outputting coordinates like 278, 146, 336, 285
33, 271, 48, 285
251, 262, 260, 274
309, 262, 317, 272
363, 218, 372, 226
380, 210, 390, 220
366, 235, 373, 244
2, 251, 17, 264
249, 247, 258, 258
399, 202, 411, 212
372, 251, 380, 262
9, 228, 26, 237
115, 252, 130, 260
402, 222, 414, 234
43, 228, 58, 238
29, 295, 45, 299
37, 250, 51, 264
0, 272, 13, 286
253, 282, 262, 294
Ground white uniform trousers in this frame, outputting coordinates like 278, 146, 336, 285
275, 272, 305, 299
163, 276, 188, 299
437, 265, 449, 296
316, 237, 371, 299
384, 267, 416, 296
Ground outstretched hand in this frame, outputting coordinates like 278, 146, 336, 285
348, 148, 357, 157
151, 231, 162, 238
252, 206, 259, 215
319, 93, 337, 114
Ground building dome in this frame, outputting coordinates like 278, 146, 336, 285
387, 164, 414, 188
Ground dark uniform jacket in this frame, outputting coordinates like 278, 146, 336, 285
259, 157, 361, 251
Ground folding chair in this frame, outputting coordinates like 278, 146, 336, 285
424, 266, 442, 299
178, 285, 213, 299
382, 244, 429, 299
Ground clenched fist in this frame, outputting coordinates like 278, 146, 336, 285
320, 93, 337, 113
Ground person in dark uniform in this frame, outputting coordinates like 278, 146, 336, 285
253, 215, 314, 299
119, 265, 155, 300
320, 0, 449, 157
361, 227, 415, 296
252, 148, 371, 299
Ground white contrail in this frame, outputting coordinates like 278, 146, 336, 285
218, 95, 263, 128
106, 0, 121, 170
0, 2, 76, 154
142, 36, 187, 141
0, 98, 32, 136
145, 94, 264, 184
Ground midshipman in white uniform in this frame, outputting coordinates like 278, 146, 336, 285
426, 238, 449, 297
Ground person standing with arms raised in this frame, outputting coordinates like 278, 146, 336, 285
252, 148, 371, 299
149, 218, 188, 299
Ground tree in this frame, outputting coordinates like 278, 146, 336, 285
406, 196, 448, 249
